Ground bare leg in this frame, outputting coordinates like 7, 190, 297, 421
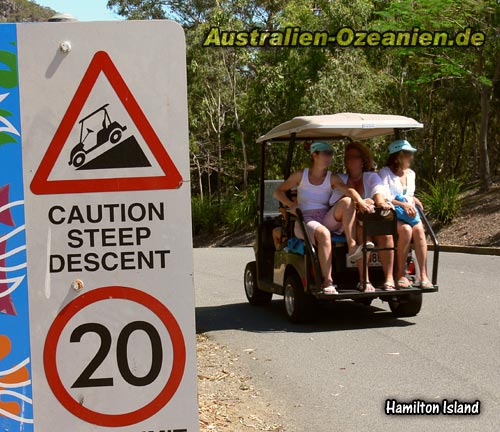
272, 227, 281, 249
396, 222, 412, 284
376, 234, 395, 286
353, 224, 375, 291
333, 197, 357, 252
314, 225, 333, 285
412, 222, 429, 281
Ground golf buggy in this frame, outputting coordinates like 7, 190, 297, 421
69, 104, 127, 168
244, 113, 439, 323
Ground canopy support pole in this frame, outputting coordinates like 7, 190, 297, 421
284, 133, 296, 179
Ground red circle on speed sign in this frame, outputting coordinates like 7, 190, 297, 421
43, 286, 186, 427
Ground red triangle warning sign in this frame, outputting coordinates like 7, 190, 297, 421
30, 51, 183, 195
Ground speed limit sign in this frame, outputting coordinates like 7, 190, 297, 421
43, 287, 186, 427
15, 20, 198, 431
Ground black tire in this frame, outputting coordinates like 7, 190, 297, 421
109, 129, 122, 144
389, 293, 422, 317
283, 272, 315, 323
355, 298, 373, 306
244, 262, 272, 306
72, 152, 86, 168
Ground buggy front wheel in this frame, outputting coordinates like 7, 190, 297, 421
355, 298, 373, 307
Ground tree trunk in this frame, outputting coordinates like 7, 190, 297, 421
225, 51, 248, 190
207, 152, 212, 197
193, 154, 203, 202
477, 52, 500, 191
453, 116, 467, 176
216, 92, 222, 204
241, 131, 248, 189
478, 83, 492, 191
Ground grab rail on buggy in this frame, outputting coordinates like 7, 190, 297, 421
295, 208, 323, 292
417, 206, 439, 286
360, 208, 398, 291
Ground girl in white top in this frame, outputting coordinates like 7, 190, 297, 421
378, 140, 431, 289
274, 141, 369, 294
378, 166, 416, 204
326, 142, 395, 292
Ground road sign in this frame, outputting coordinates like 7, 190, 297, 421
15, 20, 197, 431
43, 286, 186, 427
30, 50, 182, 195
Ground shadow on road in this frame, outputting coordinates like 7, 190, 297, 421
196, 300, 415, 334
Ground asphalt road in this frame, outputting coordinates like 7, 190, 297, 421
194, 248, 500, 432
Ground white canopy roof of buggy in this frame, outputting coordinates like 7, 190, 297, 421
256, 113, 423, 142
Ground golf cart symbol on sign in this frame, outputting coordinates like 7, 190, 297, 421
68, 104, 151, 170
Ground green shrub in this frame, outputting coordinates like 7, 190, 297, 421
418, 178, 468, 225
225, 188, 258, 232
191, 188, 258, 235
191, 196, 224, 235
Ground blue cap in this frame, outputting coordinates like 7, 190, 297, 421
389, 139, 417, 154
310, 141, 332, 154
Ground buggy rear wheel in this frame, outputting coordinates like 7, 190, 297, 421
355, 298, 373, 306
389, 293, 422, 317
283, 272, 315, 323
244, 261, 272, 306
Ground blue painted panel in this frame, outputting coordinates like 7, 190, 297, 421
0, 23, 33, 431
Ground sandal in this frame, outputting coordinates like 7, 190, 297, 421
357, 281, 375, 293
322, 283, 338, 295
419, 280, 433, 289
383, 282, 396, 291
396, 277, 412, 289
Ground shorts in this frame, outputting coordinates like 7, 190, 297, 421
322, 205, 344, 235
294, 209, 328, 240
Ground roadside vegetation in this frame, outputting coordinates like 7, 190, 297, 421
0, 0, 54, 22
106, 0, 500, 237
192, 187, 258, 236
418, 178, 471, 226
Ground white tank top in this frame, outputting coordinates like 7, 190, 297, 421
297, 168, 332, 211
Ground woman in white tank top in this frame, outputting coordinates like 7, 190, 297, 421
274, 142, 370, 294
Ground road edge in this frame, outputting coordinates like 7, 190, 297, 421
428, 244, 500, 256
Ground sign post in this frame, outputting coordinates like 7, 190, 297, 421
0, 20, 197, 431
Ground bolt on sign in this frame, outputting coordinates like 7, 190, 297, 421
0, 21, 197, 432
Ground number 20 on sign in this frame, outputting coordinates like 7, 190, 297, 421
44, 287, 186, 427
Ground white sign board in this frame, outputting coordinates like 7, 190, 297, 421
17, 20, 197, 431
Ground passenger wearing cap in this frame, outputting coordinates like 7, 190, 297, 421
325, 141, 395, 292
274, 141, 369, 295
378, 140, 432, 289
